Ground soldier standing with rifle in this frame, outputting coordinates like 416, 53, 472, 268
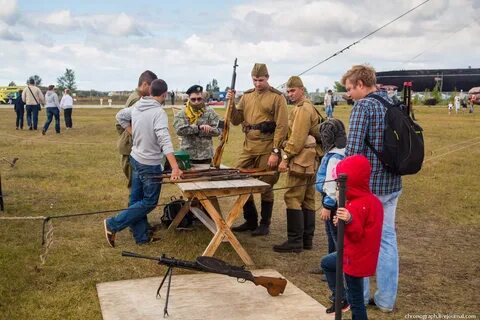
274, 76, 322, 253
116, 70, 158, 188
226, 63, 288, 237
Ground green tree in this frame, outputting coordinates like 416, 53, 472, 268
333, 81, 346, 92
8, 81, 16, 86
27, 75, 42, 86
57, 68, 77, 91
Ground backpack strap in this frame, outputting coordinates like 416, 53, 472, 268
28, 86, 40, 106
363, 93, 390, 163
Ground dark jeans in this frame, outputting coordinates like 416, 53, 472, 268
26, 104, 40, 129
326, 209, 338, 254
64, 108, 73, 128
107, 157, 163, 244
15, 109, 24, 129
321, 252, 368, 320
43, 107, 60, 133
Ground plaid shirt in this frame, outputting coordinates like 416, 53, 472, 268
345, 91, 402, 195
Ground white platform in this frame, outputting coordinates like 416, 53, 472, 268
97, 269, 330, 320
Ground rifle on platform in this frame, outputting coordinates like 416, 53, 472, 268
212, 58, 238, 168
122, 251, 287, 317
159, 170, 277, 183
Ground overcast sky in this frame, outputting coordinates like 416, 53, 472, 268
0, 0, 478, 92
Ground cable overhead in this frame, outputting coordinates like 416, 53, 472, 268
278, 0, 432, 88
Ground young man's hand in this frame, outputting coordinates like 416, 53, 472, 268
278, 159, 288, 172
170, 167, 183, 181
320, 208, 331, 221
333, 207, 351, 226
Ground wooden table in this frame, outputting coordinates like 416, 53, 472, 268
168, 177, 269, 266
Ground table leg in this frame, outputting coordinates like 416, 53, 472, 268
167, 201, 191, 231
197, 192, 254, 265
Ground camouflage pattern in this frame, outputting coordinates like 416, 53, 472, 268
173, 106, 221, 160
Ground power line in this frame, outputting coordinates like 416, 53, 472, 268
277, 0, 432, 88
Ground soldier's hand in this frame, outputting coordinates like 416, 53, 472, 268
278, 159, 288, 173
200, 125, 213, 133
226, 89, 236, 100
267, 154, 279, 168
320, 208, 331, 221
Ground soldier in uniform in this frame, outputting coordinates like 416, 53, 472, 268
173, 85, 222, 164
273, 76, 322, 253
116, 70, 157, 188
227, 63, 288, 236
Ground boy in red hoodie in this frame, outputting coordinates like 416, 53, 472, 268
320, 155, 384, 319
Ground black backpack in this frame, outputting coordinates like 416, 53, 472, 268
365, 94, 424, 176
161, 197, 194, 228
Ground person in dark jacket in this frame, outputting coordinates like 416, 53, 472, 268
321, 155, 384, 319
14, 90, 26, 130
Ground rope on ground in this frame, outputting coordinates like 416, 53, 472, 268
423, 140, 480, 163
0, 132, 114, 146
39, 219, 54, 265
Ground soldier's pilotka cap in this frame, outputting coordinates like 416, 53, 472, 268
251, 63, 269, 77
186, 85, 203, 95
286, 76, 304, 88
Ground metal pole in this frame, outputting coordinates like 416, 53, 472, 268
335, 173, 347, 320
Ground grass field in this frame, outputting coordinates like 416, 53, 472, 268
0, 105, 479, 319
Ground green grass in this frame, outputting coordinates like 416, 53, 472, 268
0, 105, 479, 319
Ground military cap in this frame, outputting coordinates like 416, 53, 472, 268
286, 76, 304, 88
251, 63, 269, 77
186, 85, 203, 95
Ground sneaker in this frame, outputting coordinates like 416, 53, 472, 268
29, 127, 33, 130
103, 219, 115, 248
41, 129, 46, 135
325, 300, 350, 314
251, 224, 269, 237
138, 236, 161, 245
367, 298, 393, 313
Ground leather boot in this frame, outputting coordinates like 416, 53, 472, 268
251, 201, 273, 237
232, 200, 258, 232
272, 209, 304, 253
303, 208, 316, 250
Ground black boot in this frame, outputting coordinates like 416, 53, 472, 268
251, 201, 273, 237
303, 208, 316, 250
273, 209, 303, 253
232, 200, 258, 232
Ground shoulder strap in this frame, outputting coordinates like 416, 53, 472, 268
28, 86, 40, 105
363, 93, 388, 161
312, 105, 325, 123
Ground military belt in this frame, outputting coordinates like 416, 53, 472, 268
241, 121, 276, 134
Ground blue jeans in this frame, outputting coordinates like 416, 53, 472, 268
364, 190, 402, 310
15, 109, 24, 128
26, 104, 40, 129
325, 104, 333, 118
107, 157, 163, 244
325, 214, 337, 254
321, 252, 367, 319
43, 107, 60, 133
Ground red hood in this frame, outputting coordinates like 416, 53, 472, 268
335, 155, 371, 200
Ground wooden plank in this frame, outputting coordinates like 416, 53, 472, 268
167, 202, 191, 231
97, 269, 330, 320
190, 207, 217, 235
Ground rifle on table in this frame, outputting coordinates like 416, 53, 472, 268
212, 58, 238, 168
122, 251, 287, 317
159, 171, 277, 183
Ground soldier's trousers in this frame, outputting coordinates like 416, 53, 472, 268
236, 152, 279, 203
284, 173, 316, 211
121, 154, 132, 188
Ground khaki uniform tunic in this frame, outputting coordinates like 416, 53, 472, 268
283, 98, 321, 210
116, 89, 141, 187
230, 87, 288, 202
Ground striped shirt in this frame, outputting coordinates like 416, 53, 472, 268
345, 90, 402, 195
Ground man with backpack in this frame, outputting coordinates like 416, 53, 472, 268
341, 64, 403, 313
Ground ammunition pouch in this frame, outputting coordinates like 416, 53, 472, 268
242, 121, 276, 134
288, 135, 317, 176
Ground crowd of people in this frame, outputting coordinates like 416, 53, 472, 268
101, 64, 404, 319
12, 78, 74, 133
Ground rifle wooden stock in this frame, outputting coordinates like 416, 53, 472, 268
251, 276, 287, 296
212, 58, 238, 168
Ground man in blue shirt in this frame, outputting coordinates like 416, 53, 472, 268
341, 65, 402, 313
